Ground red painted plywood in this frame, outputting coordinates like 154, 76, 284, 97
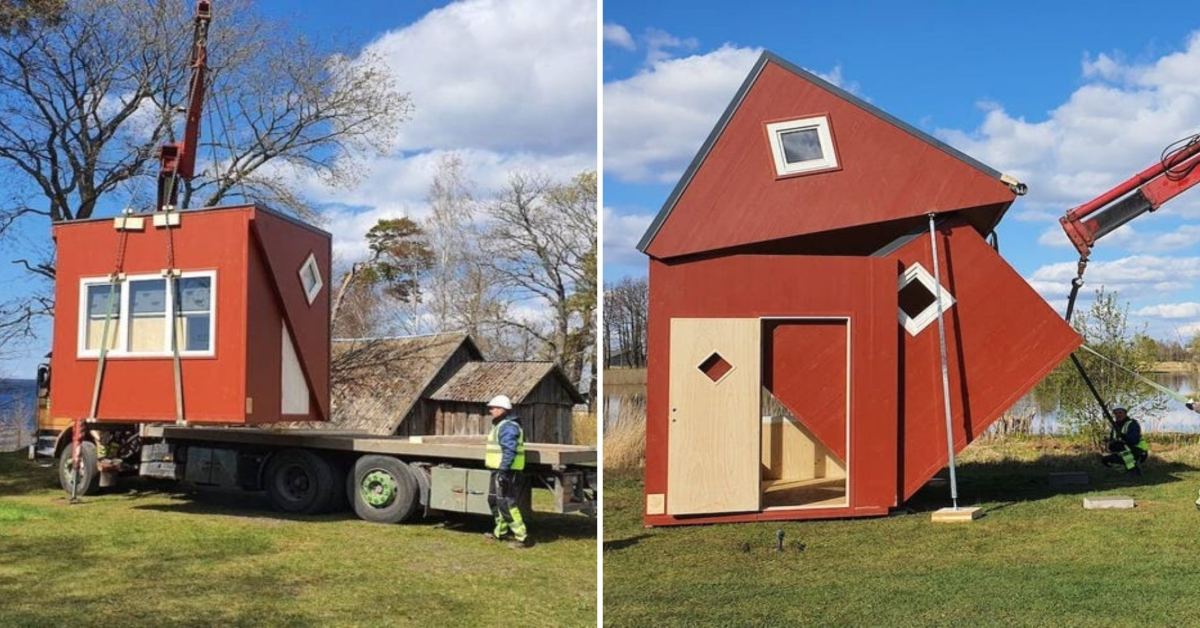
764, 320, 848, 460
645, 61, 1015, 259
251, 209, 331, 421
883, 220, 1080, 500
50, 207, 251, 423
643, 254, 898, 526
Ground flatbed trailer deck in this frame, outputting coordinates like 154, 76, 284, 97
48, 422, 596, 526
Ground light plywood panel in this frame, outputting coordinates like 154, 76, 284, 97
667, 318, 760, 515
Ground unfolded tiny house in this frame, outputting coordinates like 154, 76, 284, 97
640, 52, 1080, 525
50, 204, 331, 426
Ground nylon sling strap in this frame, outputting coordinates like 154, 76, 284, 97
161, 174, 186, 426
1077, 344, 1191, 403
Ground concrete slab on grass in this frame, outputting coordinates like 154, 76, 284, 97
1049, 471, 1089, 488
1083, 496, 1135, 510
931, 507, 982, 523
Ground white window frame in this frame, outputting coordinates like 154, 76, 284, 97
76, 270, 217, 359
897, 263, 954, 337
765, 115, 839, 177
299, 252, 323, 305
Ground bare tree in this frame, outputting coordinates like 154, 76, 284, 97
481, 171, 597, 388
0, 0, 409, 349
604, 276, 648, 368
0, 0, 64, 36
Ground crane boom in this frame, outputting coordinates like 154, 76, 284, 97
156, 0, 212, 212
1059, 134, 1200, 256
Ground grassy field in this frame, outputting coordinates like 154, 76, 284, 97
604, 435, 1200, 627
0, 452, 595, 626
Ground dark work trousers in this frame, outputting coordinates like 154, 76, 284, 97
488, 469, 527, 541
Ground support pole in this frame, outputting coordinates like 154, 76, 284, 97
70, 417, 83, 503
928, 214, 959, 510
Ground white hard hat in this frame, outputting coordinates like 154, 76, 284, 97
487, 395, 513, 410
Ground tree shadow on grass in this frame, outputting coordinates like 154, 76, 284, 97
902, 450, 1197, 516
0, 452, 56, 497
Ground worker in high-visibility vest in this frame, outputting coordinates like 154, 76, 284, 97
483, 395, 528, 548
1101, 406, 1149, 476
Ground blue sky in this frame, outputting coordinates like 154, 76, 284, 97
603, 1, 1200, 343
0, 0, 596, 377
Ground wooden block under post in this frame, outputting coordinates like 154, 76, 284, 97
931, 506, 982, 523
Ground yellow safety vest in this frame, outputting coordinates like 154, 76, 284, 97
485, 418, 525, 471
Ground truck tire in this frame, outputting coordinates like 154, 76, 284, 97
264, 449, 338, 515
349, 455, 419, 524
57, 441, 100, 497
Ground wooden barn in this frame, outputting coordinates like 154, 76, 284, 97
428, 361, 583, 444
50, 204, 332, 425
639, 52, 1080, 525
330, 333, 580, 444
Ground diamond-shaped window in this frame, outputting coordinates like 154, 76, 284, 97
698, 352, 733, 382
897, 263, 955, 336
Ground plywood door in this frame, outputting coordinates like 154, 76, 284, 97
667, 318, 761, 515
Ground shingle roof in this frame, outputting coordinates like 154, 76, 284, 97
429, 361, 583, 405
329, 332, 480, 434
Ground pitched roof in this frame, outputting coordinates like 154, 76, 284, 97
429, 361, 583, 405
638, 51, 1017, 257
330, 332, 481, 434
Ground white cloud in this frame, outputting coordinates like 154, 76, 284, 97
361, 0, 596, 155
603, 207, 653, 269
643, 28, 698, 66
1030, 255, 1200, 301
603, 45, 760, 183
936, 31, 1200, 222
306, 149, 594, 261
1135, 302, 1200, 319
604, 23, 635, 51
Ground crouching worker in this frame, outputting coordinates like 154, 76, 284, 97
1101, 406, 1149, 476
484, 395, 529, 548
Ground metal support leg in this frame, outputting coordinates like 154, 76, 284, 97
928, 214, 959, 510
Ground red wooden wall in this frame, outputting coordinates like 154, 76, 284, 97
49, 204, 331, 425
643, 59, 1016, 259
644, 254, 899, 526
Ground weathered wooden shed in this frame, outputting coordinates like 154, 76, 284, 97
330, 333, 581, 443
50, 204, 332, 425
330, 333, 482, 436
428, 361, 583, 444
639, 52, 1080, 525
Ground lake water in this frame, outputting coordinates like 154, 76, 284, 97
0, 379, 37, 450
602, 372, 1200, 435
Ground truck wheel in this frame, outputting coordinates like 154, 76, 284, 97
57, 441, 100, 497
349, 455, 419, 524
264, 449, 337, 515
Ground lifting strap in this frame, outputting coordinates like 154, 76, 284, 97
161, 174, 187, 426
1077, 344, 1191, 404
1063, 255, 1118, 431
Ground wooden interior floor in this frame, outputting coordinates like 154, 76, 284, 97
761, 477, 847, 509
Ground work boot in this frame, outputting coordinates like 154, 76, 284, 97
508, 538, 530, 549
484, 532, 508, 542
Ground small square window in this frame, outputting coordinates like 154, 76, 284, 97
766, 115, 839, 177
299, 253, 323, 305
897, 263, 955, 336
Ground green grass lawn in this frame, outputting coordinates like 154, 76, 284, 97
604, 435, 1200, 627
0, 452, 595, 627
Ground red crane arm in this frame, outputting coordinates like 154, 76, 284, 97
1059, 134, 1200, 256
156, 0, 212, 211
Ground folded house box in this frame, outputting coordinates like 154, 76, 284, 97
640, 52, 1080, 525
50, 204, 331, 425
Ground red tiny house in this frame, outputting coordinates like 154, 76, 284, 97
640, 52, 1080, 526
50, 204, 331, 426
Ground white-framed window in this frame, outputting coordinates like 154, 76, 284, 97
897, 263, 954, 336
77, 270, 216, 358
765, 115, 839, 177
299, 253, 323, 305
